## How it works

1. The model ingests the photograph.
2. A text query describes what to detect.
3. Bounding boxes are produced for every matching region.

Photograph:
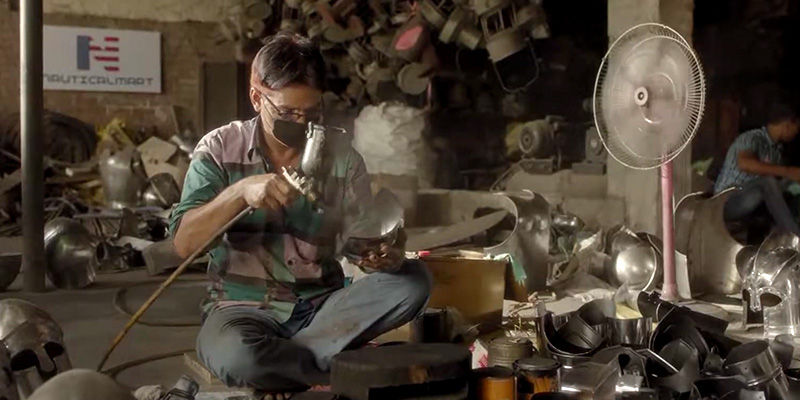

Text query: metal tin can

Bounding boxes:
[489,337,534,369]
[411,307,449,343]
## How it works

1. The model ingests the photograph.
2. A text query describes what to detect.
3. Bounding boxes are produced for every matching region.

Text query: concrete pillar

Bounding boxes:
[660,0,695,209]
[606,0,695,234]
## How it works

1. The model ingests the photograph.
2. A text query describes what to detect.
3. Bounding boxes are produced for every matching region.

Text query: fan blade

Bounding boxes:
[641,37,671,73]
[616,43,655,85]
[603,91,658,160]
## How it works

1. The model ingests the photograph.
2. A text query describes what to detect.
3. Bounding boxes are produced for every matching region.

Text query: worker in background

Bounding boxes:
[170,32,431,400]
[714,101,800,236]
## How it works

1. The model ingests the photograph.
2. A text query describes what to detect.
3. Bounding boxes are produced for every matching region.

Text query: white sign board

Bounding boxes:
[43,25,161,93]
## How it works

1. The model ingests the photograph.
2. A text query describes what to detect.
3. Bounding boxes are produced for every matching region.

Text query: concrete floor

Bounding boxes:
[0,268,211,391]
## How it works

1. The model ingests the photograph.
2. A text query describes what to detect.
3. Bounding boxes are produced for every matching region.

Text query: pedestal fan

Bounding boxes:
[593,23,706,300]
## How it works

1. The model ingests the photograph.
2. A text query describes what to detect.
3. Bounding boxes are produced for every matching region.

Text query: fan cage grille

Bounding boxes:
[593,23,706,170]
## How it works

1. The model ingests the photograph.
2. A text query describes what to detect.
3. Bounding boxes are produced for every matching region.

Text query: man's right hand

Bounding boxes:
[239,173,299,211]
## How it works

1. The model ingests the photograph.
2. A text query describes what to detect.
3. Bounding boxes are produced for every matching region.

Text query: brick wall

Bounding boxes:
[43,0,242,23]
[0,9,237,137]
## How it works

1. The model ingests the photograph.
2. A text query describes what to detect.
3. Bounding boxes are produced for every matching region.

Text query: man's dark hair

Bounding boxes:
[252,32,326,91]
[768,101,798,125]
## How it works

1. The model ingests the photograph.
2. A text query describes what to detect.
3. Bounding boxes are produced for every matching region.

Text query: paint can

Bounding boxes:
[472,367,517,400]
[514,356,561,399]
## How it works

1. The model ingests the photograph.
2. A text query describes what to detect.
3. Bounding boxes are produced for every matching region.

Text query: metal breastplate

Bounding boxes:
[675,189,744,296]
[98,147,148,209]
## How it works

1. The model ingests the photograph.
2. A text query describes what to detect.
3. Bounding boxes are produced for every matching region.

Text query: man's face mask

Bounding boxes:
[258,89,322,149]
[273,119,308,149]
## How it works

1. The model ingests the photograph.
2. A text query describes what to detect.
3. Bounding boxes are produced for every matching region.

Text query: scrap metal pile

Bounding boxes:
[674,189,800,338]
[405,189,800,398]
[3,292,800,400]
[0,113,195,292]
[221,0,549,103]
[473,295,800,399]
[547,222,663,306]
[405,190,663,299]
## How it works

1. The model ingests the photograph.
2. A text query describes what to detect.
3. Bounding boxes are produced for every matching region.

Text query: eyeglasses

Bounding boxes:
[260,92,322,123]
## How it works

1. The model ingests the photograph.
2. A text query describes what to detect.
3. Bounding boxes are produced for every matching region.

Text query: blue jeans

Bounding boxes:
[723,177,800,236]
[195,260,431,392]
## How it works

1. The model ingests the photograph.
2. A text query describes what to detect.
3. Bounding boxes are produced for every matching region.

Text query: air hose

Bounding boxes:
[96,207,253,371]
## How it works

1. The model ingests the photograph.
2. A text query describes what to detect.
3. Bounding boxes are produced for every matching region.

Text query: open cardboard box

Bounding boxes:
[375,256,508,343]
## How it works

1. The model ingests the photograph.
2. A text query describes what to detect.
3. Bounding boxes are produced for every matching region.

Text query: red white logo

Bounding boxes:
[77,35,120,72]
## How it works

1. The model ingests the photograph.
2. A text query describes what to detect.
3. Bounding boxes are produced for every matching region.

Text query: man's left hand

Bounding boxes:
[355,229,407,273]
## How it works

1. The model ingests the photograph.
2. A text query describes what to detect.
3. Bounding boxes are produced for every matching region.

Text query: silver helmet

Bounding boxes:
[0,345,18,400]
[744,247,800,339]
[43,218,97,289]
[0,299,71,398]
[27,369,134,400]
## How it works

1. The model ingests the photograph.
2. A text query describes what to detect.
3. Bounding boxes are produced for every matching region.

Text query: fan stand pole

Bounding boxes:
[660,161,678,300]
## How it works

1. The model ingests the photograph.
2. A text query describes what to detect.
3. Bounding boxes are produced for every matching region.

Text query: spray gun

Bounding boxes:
[275,120,350,208]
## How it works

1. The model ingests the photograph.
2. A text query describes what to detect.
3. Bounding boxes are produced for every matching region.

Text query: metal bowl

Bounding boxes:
[618,244,659,289]
[606,225,640,257]
[603,229,662,310]
[343,189,404,240]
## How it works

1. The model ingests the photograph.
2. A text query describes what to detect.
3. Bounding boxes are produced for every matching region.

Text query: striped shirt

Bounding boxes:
[170,117,371,322]
[714,127,783,194]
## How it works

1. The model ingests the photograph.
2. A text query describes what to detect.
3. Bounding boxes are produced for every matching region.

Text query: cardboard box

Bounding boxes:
[375,256,507,343]
[424,256,507,326]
